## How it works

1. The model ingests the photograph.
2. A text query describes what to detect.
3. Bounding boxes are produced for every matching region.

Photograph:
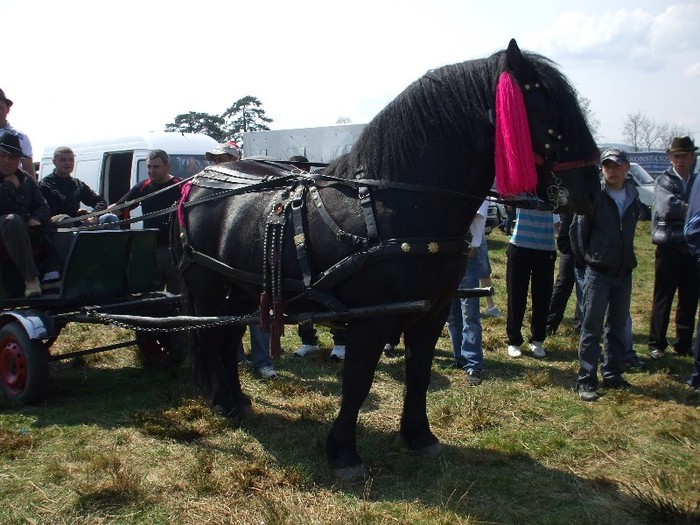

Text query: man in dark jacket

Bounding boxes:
[573,148,640,401]
[648,136,698,358]
[39,146,117,227]
[0,132,50,297]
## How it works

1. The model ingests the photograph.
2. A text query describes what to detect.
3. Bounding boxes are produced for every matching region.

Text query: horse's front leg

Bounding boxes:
[399,303,449,454]
[326,319,388,480]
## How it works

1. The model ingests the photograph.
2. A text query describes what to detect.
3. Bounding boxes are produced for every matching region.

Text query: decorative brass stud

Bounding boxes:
[548,129,554,135]
[524,84,531,90]
[544,143,551,149]
[401,242,411,253]
[428,242,439,254]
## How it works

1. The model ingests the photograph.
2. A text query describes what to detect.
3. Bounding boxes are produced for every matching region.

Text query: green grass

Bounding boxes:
[1,222,699,524]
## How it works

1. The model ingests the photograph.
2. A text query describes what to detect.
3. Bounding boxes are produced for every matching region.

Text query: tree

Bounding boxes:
[575,93,600,141]
[622,112,646,151]
[222,96,273,144]
[335,116,352,124]
[164,111,227,142]
[621,112,691,151]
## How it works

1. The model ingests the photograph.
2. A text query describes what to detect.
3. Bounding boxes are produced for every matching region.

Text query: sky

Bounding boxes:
[4,0,699,159]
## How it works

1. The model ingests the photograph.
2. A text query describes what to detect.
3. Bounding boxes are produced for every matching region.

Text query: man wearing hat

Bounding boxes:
[0,132,51,297]
[573,148,641,401]
[0,88,36,178]
[205,141,241,164]
[648,136,699,359]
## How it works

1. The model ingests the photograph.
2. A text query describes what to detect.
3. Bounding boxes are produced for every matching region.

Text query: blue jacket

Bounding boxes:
[684,177,700,259]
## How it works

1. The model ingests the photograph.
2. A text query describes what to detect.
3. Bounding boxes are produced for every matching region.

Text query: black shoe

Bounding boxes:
[649,348,665,359]
[625,357,647,372]
[466,369,483,386]
[602,378,631,389]
[577,383,598,402]
[672,346,691,357]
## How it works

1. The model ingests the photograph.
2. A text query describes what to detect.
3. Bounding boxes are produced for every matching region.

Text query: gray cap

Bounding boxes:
[600,148,629,165]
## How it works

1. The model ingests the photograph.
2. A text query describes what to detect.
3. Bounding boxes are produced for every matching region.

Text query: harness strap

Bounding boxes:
[308,186,369,248]
[291,186,313,287]
[311,237,469,292]
[355,168,379,240]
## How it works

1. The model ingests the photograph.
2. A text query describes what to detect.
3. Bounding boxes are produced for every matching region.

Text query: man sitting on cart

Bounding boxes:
[0,132,50,297]
[39,146,118,229]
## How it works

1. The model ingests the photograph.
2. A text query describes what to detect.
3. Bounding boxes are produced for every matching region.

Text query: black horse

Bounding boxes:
[175,40,600,479]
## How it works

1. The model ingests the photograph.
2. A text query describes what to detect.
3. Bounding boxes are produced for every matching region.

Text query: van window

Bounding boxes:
[103,152,134,204]
[136,155,209,183]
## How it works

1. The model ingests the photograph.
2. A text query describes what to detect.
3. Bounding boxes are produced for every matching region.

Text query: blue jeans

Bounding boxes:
[238,325,272,370]
[447,254,483,372]
[576,265,636,362]
[577,267,631,387]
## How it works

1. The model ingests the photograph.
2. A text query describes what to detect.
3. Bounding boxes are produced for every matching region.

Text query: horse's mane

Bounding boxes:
[327,47,595,180]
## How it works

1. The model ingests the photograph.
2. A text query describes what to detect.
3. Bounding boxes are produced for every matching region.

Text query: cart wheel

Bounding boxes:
[0,322,49,404]
[135,331,186,369]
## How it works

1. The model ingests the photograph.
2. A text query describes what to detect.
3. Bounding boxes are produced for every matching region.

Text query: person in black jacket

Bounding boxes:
[0,132,50,297]
[111,149,181,292]
[648,136,698,358]
[39,147,118,228]
[572,148,640,401]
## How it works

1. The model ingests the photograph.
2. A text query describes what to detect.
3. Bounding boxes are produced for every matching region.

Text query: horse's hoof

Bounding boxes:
[334,464,369,482]
[417,442,444,457]
[237,403,255,419]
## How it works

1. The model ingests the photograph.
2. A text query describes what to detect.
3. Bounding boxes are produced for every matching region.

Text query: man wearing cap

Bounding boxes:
[205,141,240,164]
[648,136,699,359]
[0,88,35,178]
[573,148,640,401]
[0,132,50,297]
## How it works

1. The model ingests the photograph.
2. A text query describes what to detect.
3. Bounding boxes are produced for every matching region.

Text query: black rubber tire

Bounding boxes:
[0,322,49,404]
[135,331,186,369]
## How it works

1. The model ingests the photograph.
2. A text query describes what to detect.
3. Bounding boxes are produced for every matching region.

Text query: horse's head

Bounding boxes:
[500,39,600,214]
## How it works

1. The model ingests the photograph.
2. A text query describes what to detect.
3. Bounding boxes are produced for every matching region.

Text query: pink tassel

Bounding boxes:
[177,181,193,226]
[494,72,538,196]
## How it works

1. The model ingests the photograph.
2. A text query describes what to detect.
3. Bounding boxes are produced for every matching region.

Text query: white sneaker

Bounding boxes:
[330,345,346,361]
[256,365,277,379]
[483,306,503,318]
[530,341,546,358]
[507,345,522,358]
[294,344,320,357]
[24,277,41,298]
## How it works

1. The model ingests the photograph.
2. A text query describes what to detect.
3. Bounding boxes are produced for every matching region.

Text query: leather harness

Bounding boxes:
[178,161,472,355]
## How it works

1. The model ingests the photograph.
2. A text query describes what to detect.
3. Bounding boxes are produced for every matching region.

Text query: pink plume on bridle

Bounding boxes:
[494,71,538,196]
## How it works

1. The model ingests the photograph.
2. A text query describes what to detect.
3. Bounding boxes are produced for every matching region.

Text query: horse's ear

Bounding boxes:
[504,39,538,85]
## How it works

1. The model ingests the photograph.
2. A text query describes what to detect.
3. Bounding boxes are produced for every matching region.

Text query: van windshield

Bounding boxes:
[628,164,655,185]
[136,155,210,183]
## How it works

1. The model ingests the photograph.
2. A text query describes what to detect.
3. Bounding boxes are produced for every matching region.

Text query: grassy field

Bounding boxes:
[1,221,699,524]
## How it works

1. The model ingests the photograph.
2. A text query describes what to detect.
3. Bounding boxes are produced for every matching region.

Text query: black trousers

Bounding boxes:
[506,244,556,346]
[648,244,699,353]
[547,250,578,333]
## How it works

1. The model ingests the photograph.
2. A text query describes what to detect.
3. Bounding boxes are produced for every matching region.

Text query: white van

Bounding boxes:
[39,132,218,204]
[626,162,654,220]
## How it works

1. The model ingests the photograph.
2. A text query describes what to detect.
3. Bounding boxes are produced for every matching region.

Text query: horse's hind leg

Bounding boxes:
[399,304,448,454]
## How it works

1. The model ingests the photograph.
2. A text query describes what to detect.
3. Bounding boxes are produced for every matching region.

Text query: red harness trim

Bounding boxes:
[533,153,600,172]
